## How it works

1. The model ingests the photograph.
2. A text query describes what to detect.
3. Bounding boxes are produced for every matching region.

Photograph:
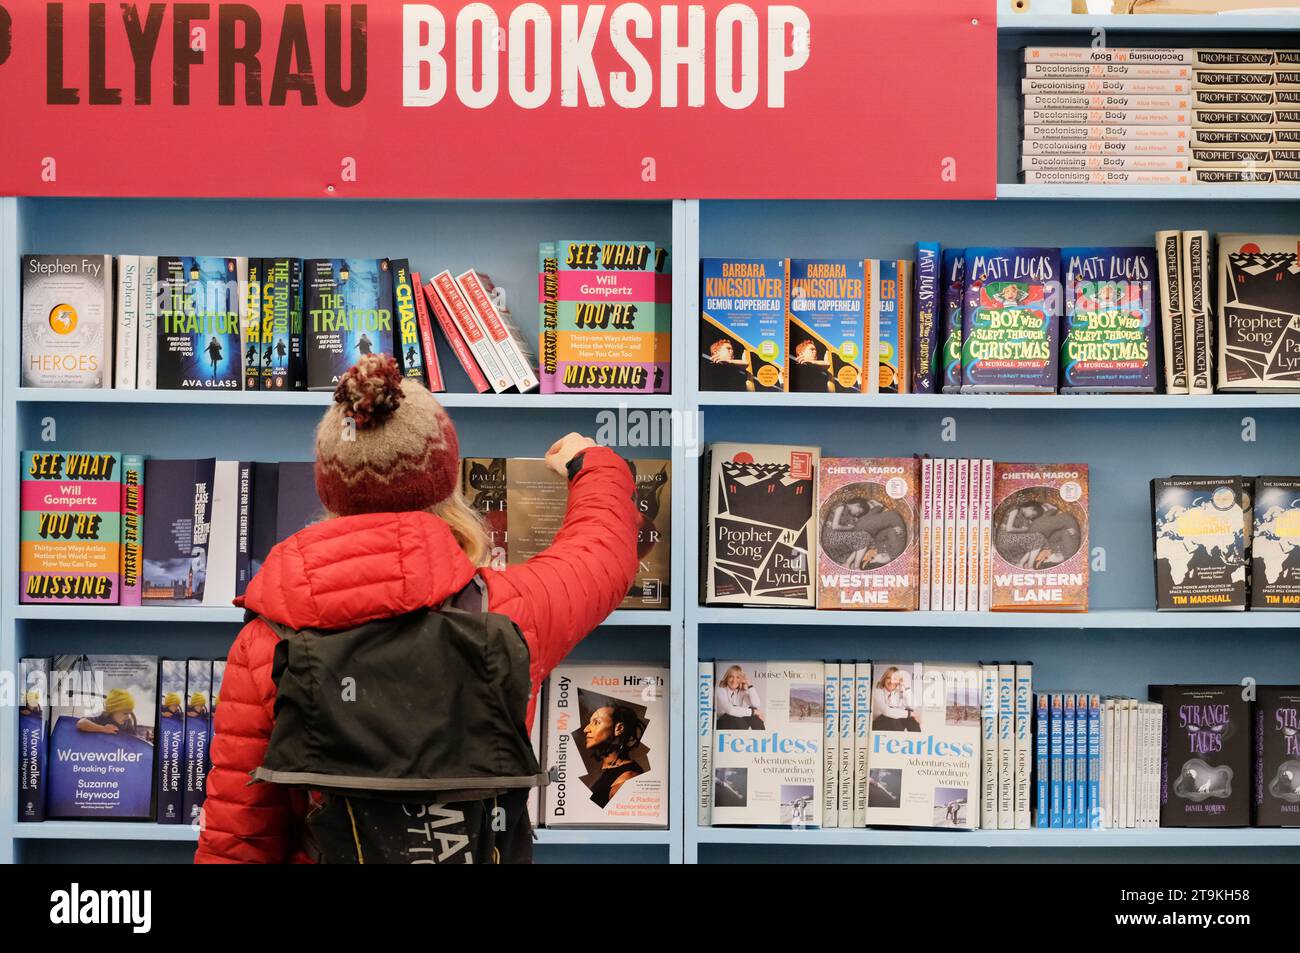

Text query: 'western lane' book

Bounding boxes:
[711,660,824,827]
[961,248,1061,393]
[941,250,965,393]
[786,259,867,393]
[913,242,941,393]
[1215,234,1300,392]
[156,659,187,824]
[20,450,122,605]
[1152,477,1247,610]
[1255,685,1300,827]
[990,462,1089,611]
[303,258,395,391]
[1252,477,1300,609]
[141,459,216,606]
[21,254,114,389]
[157,256,244,390]
[1152,684,1250,828]
[700,258,786,392]
[183,659,213,824]
[703,443,819,606]
[542,664,669,828]
[18,657,50,821]
[47,654,158,820]
[1061,246,1158,393]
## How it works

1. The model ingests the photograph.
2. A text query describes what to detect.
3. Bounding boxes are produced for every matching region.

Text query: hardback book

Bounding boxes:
[1023,62,1196,79]
[961,248,1061,393]
[1021,124,1191,142]
[700,258,786,391]
[138,257,160,389]
[243,258,263,391]
[201,462,240,608]
[47,654,158,819]
[18,657,50,822]
[274,461,323,542]
[1181,231,1214,395]
[183,659,213,824]
[867,259,911,394]
[539,240,671,395]
[542,663,669,828]
[114,255,140,389]
[838,663,854,822]
[1252,476,1300,609]
[979,459,994,611]
[288,258,307,391]
[1062,692,1077,828]
[1152,684,1251,827]
[981,663,999,829]
[503,458,567,567]
[461,457,508,570]
[248,462,279,580]
[260,258,295,392]
[919,458,934,610]
[119,454,145,607]
[234,462,255,598]
[702,443,819,607]
[940,250,966,394]
[998,663,1015,829]
[865,661,980,829]
[430,269,511,393]
[816,458,919,610]
[1015,664,1034,830]
[913,243,942,393]
[930,458,945,609]
[711,660,824,827]
[1049,693,1064,828]
[1035,692,1050,828]
[1156,230,1189,393]
[1022,138,1190,156]
[303,258,395,391]
[422,278,490,393]
[822,664,839,828]
[408,271,445,392]
[1060,246,1158,393]
[156,659,187,824]
[529,680,543,827]
[990,462,1089,611]
[785,259,867,394]
[1215,234,1300,392]
[853,665,871,827]
[1255,685,1300,827]
[1021,77,1192,95]
[156,256,244,390]
[698,662,714,826]
[966,460,982,610]
[955,459,970,611]
[141,459,216,606]
[1088,693,1103,829]
[627,460,671,608]
[389,259,427,386]
[20,450,122,605]
[21,254,114,389]
[457,269,539,393]
[943,458,957,611]
[1152,476,1248,610]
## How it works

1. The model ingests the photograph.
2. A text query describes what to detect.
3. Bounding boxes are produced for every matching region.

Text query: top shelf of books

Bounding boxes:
[998,13,1300,32]
[12,388,676,410]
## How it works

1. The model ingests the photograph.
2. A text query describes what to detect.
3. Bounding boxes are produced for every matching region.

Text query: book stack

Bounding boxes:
[1020,46,1300,185]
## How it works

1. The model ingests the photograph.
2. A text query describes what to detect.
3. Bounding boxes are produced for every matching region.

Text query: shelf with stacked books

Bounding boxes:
[14,389,677,409]
[998,14,1300,33]
[696,392,1300,409]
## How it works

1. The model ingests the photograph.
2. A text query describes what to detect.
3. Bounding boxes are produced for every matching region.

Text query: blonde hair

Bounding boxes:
[718,665,747,688]
[432,491,492,568]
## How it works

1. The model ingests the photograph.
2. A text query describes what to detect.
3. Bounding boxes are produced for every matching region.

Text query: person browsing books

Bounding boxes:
[196,354,640,864]
[716,665,765,730]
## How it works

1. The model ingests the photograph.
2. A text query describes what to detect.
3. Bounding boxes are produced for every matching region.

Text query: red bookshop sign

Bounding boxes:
[0,1,996,199]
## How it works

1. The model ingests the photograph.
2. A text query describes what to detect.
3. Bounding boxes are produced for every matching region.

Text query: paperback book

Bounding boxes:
[941,250,966,393]
[389,259,427,386]
[183,659,213,823]
[18,657,50,822]
[785,259,867,393]
[21,255,114,389]
[961,248,1061,393]
[1255,685,1300,827]
[156,256,244,390]
[260,257,295,391]
[156,659,187,824]
[990,462,1089,611]
[303,259,395,391]
[1152,477,1248,610]
[1251,477,1300,609]
[1060,247,1158,392]
[867,259,911,394]
[913,243,941,393]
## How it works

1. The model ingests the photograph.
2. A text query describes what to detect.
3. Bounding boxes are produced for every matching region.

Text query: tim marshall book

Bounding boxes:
[711,660,824,827]
[1252,477,1300,609]
[18,657,50,821]
[1061,247,1158,393]
[816,457,920,610]
[864,661,981,829]
[303,258,395,391]
[141,459,216,606]
[990,463,1089,611]
[1215,234,1300,393]
[961,248,1061,393]
[1152,477,1248,610]
[700,258,786,392]
[703,443,820,607]
[19,450,122,605]
[21,255,114,388]
[155,659,187,824]
[47,654,158,820]
[1255,685,1300,827]
[1151,684,1250,828]
[541,664,669,828]
[156,256,244,390]
[785,259,867,393]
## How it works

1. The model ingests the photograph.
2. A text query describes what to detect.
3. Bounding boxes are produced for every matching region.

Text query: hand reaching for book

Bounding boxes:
[545,432,598,477]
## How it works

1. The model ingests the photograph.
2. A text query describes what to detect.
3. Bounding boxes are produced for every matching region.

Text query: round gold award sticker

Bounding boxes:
[836,366,859,389]
[756,364,780,388]
[48,303,78,335]
[878,364,895,389]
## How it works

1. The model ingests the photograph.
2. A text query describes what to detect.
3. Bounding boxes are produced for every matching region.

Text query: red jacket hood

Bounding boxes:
[239,511,478,631]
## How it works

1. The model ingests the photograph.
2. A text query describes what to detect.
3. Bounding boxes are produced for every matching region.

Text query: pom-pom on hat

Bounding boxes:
[315,354,461,517]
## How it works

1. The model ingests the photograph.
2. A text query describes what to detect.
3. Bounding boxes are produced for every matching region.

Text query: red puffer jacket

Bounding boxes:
[194,446,638,864]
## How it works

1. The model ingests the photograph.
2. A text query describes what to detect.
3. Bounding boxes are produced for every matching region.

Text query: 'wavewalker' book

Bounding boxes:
[1255,685,1300,827]
[700,258,786,391]
[1061,247,1157,393]
[141,459,216,606]
[990,462,1089,611]
[864,661,981,829]
[961,248,1061,393]
[1151,684,1250,828]
[156,659,187,824]
[816,458,920,610]
[157,256,244,390]
[21,255,114,389]
[303,258,395,390]
[786,259,866,393]
[1252,477,1300,609]
[18,657,50,821]
[20,450,123,605]
[1152,477,1247,610]
[183,659,213,824]
[703,443,819,606]
[711,660,824,827]
[542,664,670,828]
[1215,234,1300,392]
[47,654,158,820]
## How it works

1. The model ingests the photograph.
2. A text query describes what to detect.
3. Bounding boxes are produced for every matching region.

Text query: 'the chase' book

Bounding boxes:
[961,248,1061,393]
[1061,247,1158,393]
[156,257,244,390]
[303,259,395,390]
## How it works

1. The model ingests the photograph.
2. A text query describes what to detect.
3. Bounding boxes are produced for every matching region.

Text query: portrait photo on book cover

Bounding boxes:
[993,487,1084,571]
[714,662,767,731]
[570,687,651,809]
[872,664,921,733]
[819,482,912,572]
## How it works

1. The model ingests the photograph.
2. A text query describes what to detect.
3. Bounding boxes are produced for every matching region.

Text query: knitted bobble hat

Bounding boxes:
[314,354,461,517]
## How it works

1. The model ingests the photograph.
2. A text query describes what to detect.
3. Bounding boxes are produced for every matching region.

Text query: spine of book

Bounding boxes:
[288,258,306,391]
[930,458,945,610]
[243,259,263,391]
[897,260,912,395]
[966,458,981,611]
[1193,128,1296,146]
[390,259,427,386]
[1192,145,1300,166]
[853,665,870,827]
[18,657,50,822]
[979,459,993,612]
[1193,106,1300,128]
[235,461,254,599]
[183,659,213,824]
[997,663,1014,829]
[1155,231,1188,393]
[1023,108,1191,126]
[1035,693,1050,828]
[137,256,158,389]
[1021,124,1192,141]
[822,664,839,828]
[457,270,539,393]
[262,258,293,392]
[1062,692,1077,829]
[1124,698,1138,828]
[943,458,958,612]
[954,458,969,612]
[919,457,933,611]
[156,658,186,823]
[538,242,559,394]
[940,250,965,393]
[1022,78,1191,95]
[1021,155,1190,172]
[119,454,144,607]
[1022,139,1190,156]
[1023,47,1195,66]
[410,270,445,392]
[1025,94,1192,111]
[1014,664,1032,830]
[1020,171,1193,184]
[1074,693,1088,830]
[1024,62,1197,79]
[981,663,999,829]
[698,662,713,826]
[1147,702,1162,828]
[1089,693,1103,829]
[423,280,490,393]
[1182,230,1213,394]
[912,242,940,393]
[1049,693,1064,828]
[114,255,140,389]
[1102,698,1115,828]
[431,271,511,392]
[838,663,854,823]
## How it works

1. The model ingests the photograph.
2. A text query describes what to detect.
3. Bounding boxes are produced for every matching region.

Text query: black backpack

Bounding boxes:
[250,580,547,864]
